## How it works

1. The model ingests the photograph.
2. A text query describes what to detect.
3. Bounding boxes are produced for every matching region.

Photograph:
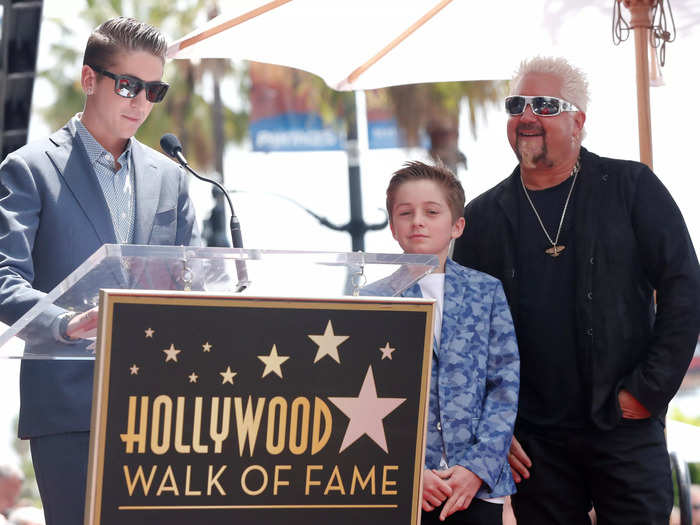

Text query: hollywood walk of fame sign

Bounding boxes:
[86,290,434,525]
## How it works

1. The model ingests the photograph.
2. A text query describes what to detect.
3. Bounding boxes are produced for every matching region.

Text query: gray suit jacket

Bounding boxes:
[0,122,200,437]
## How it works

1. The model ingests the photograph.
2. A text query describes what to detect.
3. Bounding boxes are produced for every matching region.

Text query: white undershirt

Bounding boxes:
[418,273,445,348]
[419,272,505,505]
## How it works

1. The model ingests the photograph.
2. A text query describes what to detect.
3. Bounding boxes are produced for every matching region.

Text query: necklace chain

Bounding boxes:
[520,160,580,252]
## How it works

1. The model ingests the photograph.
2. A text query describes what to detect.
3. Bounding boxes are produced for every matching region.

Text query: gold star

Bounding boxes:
[308,320,349,364]
[202,341,212,352]
[188,372,198,383]
[257,344,290,379]
[163,344,181,362]
[220,366,237,385]
[145,327,154,338]
[379,342,396,360]
[130,364,139,375]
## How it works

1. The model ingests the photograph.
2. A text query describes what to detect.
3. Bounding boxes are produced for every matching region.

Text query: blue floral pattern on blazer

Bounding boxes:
[364,258,519,498]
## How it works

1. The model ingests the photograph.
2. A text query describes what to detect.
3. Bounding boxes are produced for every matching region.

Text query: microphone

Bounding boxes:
[160,133,188,166]
[160,133,248,291]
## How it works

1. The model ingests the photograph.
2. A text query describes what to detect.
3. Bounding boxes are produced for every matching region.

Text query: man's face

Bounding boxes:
[84,51,164,142]
[507,72,584,170]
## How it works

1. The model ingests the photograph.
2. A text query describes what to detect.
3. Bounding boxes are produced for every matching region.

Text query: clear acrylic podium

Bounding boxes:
[0,244,439,359]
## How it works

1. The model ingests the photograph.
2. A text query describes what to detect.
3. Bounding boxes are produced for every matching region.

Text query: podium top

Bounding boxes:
[0,244,438,359]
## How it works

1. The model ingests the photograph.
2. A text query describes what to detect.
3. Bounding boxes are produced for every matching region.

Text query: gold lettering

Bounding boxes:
[305,465,323,495]
[156,465,179,496]
[382,465,399,495]
[207,465,227,496]
[174,397,191,453]
[324,465,346,495]
[184,465,201,496]
[234,396,266,456]
[351,465,376,495]
[273,465,292,495]
[210,397,231,453]
[289,397,310,455]
[311,397,332,455]
[120,396,149,453]
[192,397,209,453]
[266,397,287,455]
[241,465,268,496]
[151,396,172,455]
[123,465,157,496]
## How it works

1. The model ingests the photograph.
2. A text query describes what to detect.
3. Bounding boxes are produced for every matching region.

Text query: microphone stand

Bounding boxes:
[180,164,249,293]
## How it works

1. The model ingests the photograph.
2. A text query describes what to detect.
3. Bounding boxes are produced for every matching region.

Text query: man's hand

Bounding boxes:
[422,469,452,512]
[66,307,99,340]
[433,466,482,521]
[508,436,532,483]
[618,389,651,419]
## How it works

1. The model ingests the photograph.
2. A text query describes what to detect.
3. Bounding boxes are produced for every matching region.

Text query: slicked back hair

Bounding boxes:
[83,16,167,69]
[386,161,465,223]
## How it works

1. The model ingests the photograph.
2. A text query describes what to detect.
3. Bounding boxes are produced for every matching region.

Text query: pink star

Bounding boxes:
[328,366,406,453]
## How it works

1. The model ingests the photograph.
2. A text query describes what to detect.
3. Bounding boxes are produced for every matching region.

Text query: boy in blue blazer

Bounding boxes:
[383,161,519,524]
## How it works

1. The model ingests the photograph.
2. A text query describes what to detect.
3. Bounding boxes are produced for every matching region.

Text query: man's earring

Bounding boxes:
[86,86,94,95]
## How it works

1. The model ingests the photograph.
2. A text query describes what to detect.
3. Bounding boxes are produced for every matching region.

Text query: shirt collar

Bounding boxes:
[70,113,132,168]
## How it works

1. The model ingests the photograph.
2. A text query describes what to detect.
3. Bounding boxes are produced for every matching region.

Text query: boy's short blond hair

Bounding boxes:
[386,161,465,223]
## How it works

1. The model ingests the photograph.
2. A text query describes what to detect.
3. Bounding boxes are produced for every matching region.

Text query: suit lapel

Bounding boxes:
[440,259,463,358]
[131,140,162,245]
[401,283,439,355]
[403,278,444,356]
[46,126,116,245]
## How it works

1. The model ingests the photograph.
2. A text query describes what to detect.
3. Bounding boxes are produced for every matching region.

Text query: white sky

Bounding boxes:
[1,2,700,465]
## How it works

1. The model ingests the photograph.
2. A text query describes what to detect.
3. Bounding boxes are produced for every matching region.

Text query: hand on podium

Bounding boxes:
[66,307,99,340]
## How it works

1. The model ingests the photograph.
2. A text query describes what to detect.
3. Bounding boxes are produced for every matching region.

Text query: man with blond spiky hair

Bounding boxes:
[453,56,700,524]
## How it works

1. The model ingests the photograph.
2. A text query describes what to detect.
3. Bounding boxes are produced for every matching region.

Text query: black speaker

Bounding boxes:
[0,0,43,161]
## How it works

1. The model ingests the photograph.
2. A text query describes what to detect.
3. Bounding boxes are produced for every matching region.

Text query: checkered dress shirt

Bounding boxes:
[70,115,135,243]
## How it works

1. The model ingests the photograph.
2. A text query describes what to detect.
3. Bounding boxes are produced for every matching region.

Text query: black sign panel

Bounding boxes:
[86,292,433,525]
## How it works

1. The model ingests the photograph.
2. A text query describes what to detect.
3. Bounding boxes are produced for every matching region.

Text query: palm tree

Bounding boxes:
[385,81,508,174]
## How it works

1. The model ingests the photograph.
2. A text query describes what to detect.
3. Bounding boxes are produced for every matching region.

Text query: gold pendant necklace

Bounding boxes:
[520,160,580,258]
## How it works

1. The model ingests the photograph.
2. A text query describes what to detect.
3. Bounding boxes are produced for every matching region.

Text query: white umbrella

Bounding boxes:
[168,0,699,168]
[169,0,621,91]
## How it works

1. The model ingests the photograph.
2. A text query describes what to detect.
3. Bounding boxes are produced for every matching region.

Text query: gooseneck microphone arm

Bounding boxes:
[160,133,248,291]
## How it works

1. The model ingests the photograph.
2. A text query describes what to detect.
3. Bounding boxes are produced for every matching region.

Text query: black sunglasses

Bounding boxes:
[505,95,579,117]
[88,64,169,103]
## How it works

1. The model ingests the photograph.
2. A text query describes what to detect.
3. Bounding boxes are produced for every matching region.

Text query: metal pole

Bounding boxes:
[346,94,365,251]
[623,0,655,169]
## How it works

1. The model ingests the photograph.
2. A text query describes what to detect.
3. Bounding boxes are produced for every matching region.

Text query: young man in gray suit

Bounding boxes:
[0,17,200,524]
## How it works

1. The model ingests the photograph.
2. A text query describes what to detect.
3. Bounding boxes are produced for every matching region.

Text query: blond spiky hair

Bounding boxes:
[510,56,589,113]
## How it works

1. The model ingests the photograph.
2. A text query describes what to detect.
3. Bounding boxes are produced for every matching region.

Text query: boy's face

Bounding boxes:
[82,50,164,143]
[390,179,465,261]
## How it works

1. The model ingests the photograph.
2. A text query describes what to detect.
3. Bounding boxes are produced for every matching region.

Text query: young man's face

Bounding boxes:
[83,50,164,143]
[390,179,464,261]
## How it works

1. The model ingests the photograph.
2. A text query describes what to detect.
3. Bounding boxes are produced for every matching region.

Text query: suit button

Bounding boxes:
[437,422,442,431]
[602,174,608,182]
[586,328,593,336]
[587,291,593,300]
[589,257,595,265]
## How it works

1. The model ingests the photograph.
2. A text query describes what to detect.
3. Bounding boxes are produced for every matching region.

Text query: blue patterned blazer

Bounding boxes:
[364,258,519,498]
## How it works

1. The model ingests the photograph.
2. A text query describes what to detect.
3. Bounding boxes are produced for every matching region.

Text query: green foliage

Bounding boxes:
[669,407,700,484]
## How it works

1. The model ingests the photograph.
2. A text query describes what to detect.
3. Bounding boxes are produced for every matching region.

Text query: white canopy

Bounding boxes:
[168,0,638,91]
